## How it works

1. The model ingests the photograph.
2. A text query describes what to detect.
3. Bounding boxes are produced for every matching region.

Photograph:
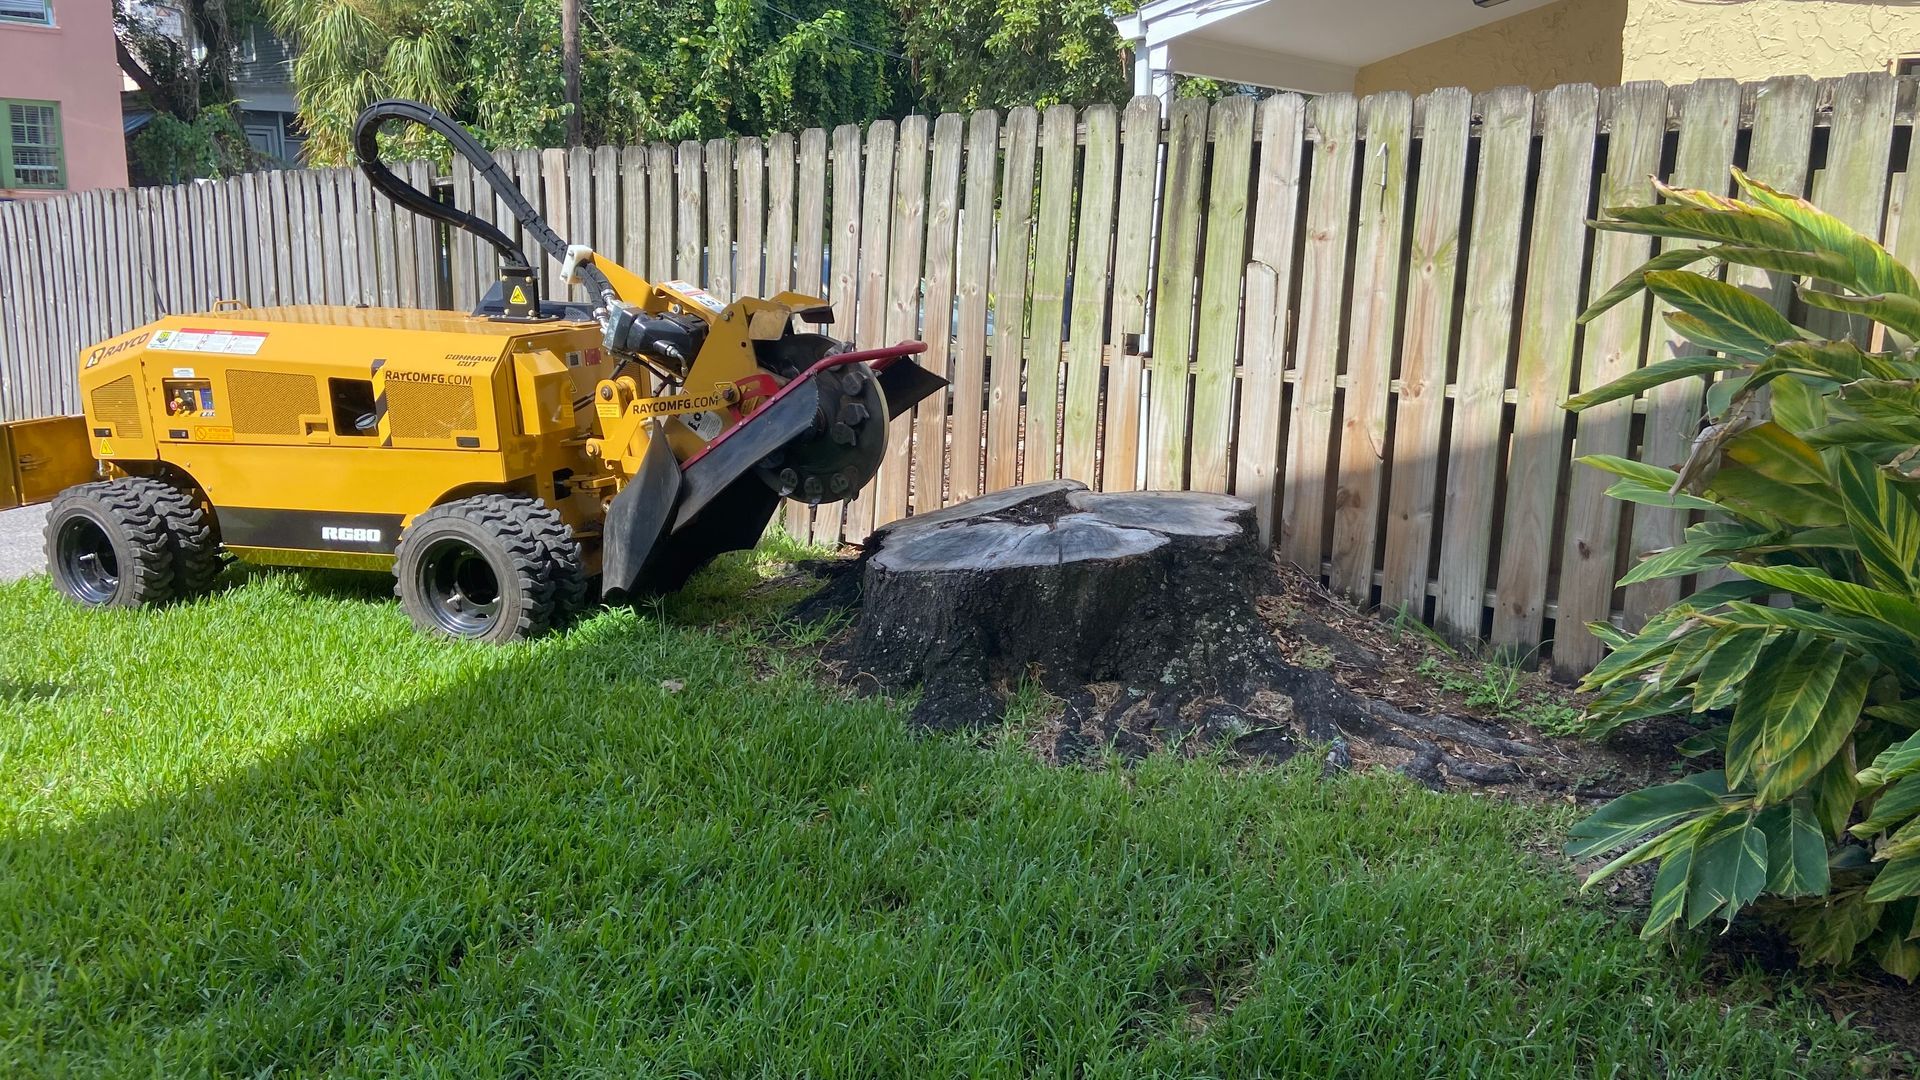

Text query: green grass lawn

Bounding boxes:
[0,543,1888,1076]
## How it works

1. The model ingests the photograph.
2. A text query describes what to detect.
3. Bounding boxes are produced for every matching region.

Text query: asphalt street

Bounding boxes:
[0,504,46,583]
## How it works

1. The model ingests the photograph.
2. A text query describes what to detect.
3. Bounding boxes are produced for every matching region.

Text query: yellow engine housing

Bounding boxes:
[75,305,614,571]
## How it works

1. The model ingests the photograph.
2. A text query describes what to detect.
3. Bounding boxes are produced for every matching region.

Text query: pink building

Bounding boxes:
[0,0,128,199]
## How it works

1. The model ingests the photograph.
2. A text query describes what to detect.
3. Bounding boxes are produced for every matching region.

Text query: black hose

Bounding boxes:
[351,99,616,308]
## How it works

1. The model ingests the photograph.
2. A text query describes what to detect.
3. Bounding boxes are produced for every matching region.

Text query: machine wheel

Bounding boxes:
[43,477,201,608]
[393,494,584,642]
[145,474,224,598]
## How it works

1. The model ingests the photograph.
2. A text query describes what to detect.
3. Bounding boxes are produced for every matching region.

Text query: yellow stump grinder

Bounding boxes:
[0,101,946,640]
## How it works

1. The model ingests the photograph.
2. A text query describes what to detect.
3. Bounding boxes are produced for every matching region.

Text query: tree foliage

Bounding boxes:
[267,0,1131,163]
[115,0,264,180]
[1566,169,1920,979]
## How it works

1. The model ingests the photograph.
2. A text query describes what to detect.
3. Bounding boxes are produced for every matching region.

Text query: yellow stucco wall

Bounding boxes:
[1354,0,1626,97]
[1622,0,1920,83]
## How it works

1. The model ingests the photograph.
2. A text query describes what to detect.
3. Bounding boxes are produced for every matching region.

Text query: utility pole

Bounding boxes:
[562,0,583,145]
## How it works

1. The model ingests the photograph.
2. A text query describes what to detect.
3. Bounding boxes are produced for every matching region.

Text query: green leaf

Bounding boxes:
[1712,602,1912,654]
[1852,773,1920,838]
[1644,270,1800,361]
[1796,286,1920,341]
[1606,479,1725,513]
[1686,813,1769,927]
[1861,730,1920,789]
[1708,465,1845,527]
[1566,774,1728,860]
[1756,654,1874,805]
[1769,376,1829,435]
[1691,627,1772,712]
[1736,168,1920,300]
[1815,747,1861,840]
[1619,541,1732,586]
[1579,247,1723,324]
[1678,724,1731,757]
[1722,423,1829,487]
[1727,633,1842,788]
[1605,202,1808,250]
[1867,851,1920,903]
[1762,800,1831,897]
[1579,454,1684,488]
[1644,841,1696,939]
[1564,355,1746,412]
[1733,563,1920,641]
[1744,341,1868,396]
[1874,929,1920,981]
[1834,451,1920,598]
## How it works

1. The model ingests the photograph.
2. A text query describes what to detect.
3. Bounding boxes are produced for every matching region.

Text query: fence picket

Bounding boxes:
[795,129,828,298]
[1551,81,1668,678]
[815,123,864,546]
[1062,105,1118,485]
[1025,105,1077,480]
[1329,92,1412,600]
[951,110,999,503]
[1235,93,1306,542]
[988,107,1038,494]
[1147,97,1209,490]
[1490,82,1600,653]
[704,139,734,299]
[1104,96,1161,492]
[1191,95,1255,495]
[873,115,928,530]
[1434,87,1532,643]
[844,120,897,542]
[1378,88,1469,613]
[917,114,965,514]
[1280,93,1358,572]
[1625,79,1740,630]
[621,146,648,273]
[676,141,703,284]
[737,137,765,300]
[649,144,676,284]
[766,133,796,296]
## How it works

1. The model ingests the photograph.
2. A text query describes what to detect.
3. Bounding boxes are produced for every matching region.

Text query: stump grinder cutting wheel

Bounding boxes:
[0,100,946,641]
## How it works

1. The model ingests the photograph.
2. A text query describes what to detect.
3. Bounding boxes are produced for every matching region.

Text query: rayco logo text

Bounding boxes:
[321,527,383,543]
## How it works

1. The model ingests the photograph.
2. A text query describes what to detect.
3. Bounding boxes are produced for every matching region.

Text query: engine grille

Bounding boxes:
[90,376,143,439]
[385,380,478,441]
[227,370,319,436]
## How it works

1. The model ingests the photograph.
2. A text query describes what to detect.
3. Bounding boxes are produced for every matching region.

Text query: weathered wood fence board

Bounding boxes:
[7,73,1919,675]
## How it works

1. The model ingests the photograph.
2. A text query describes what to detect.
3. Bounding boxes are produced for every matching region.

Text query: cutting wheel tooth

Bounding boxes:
[760,449,786,469]
[830,421,857,446]
[838,401,869,426]
[840,371,864,396]
[777,468,799,495]
[830,471,851,494]
[803,475,824,499]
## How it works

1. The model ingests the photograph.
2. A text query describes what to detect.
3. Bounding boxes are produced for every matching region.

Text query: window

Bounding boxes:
[0,0,50,26]
[2,101,62,190]
[1900,56,1920,77]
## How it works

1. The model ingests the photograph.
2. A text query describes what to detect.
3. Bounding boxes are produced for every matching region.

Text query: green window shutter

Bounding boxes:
[0,103,11,189]
[3,100,63,189]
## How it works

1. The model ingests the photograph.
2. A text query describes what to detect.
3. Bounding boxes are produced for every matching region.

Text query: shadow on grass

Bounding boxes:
[0,556,1887,1076]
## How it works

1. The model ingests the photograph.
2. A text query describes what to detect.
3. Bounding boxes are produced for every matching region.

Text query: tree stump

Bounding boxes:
[802,481,1562,789]
[838,481,1277,729]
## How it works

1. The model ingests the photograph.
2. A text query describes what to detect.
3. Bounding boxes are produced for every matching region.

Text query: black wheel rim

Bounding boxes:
[56,516,120,605]
[418,537,502,637]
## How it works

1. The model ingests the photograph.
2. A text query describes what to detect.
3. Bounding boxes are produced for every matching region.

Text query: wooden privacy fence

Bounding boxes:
[3,72,1919,674]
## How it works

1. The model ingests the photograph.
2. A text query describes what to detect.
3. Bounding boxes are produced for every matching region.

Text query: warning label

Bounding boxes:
[151,328,268,356]
[664,279,726,314]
